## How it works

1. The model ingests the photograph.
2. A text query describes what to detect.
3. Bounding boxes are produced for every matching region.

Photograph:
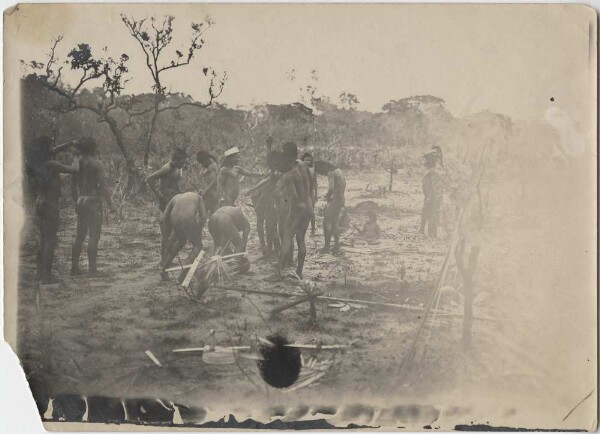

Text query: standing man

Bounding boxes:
[146,147,188,211]
[71,137,116,276]
[301,152,318,235]
[314,160,346,254]
[216,146,263,207]
[26,136,77,283]
[282,142,314,219]
[419,152,443,237]
[249,149,282,257]
[273,150,311,278]
[196,150,219,216]
[431,145,445,170]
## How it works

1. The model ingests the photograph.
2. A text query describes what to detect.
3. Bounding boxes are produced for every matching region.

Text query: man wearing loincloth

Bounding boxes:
[70,137,116,276]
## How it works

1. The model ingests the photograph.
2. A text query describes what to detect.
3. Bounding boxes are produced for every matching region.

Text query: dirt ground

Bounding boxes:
[17,169,509,413]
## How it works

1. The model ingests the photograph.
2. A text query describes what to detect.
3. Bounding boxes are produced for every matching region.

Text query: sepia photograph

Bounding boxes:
[2,3,597,431]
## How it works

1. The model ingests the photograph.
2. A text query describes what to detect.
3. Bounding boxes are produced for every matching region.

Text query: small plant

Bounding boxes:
[328,256,357,287]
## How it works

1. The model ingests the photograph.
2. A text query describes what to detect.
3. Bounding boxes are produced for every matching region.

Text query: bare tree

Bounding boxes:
[23,15,227,188]
[121,14,227,165]
[383,154,399,192]
[23,37,144,188]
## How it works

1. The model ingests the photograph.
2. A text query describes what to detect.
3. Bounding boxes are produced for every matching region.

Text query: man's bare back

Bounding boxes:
[275,163,311,277]
[208,206,250,254]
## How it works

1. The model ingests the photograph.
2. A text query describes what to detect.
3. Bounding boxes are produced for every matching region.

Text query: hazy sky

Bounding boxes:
[7,3,596,123]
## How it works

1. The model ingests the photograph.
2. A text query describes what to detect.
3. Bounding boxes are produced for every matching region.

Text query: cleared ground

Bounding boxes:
[17,169,506,411]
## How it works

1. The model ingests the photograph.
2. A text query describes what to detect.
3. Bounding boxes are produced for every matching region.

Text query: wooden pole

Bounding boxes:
[214,284,498,321]
[269,295,314,316]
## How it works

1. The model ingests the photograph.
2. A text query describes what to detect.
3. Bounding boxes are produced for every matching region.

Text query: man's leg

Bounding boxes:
[71,201,89,275]
[163,237,187,274]
[420,200,430,234]
[160,233,179,280]
[321,203,333,252]
[265,208,279,255]
[331,203,342,254]
[429,199,441,238]
[41,206,60,282]
[310,199,316,234]
[87,202,103,275]
[256,210,267,254]
[295,216,310,278]
[159,197,168,212]
[278,219,294,274]
[159,212,171,268]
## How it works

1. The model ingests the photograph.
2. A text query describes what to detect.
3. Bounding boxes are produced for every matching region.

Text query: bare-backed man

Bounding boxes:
[208,206,250,255]
[274,144,313,278]
[71,137,116,276]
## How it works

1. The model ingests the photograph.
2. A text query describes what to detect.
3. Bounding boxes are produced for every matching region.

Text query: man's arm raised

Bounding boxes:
[46,160,79,174]
[236,166,264,179]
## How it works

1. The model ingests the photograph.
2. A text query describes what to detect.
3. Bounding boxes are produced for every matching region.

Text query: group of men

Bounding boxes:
[145,137,347,280]
[27,132,447,285]
[26,136,116,284]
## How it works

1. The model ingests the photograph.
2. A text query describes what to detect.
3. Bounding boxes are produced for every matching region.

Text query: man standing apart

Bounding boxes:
[419,152,443,237]
[315,160,346,254]
[71,137,116,276]
[146,147,188,212]
[216,146,263,207]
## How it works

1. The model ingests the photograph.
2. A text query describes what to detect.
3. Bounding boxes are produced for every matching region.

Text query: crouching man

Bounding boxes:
[208,206,251,273]
[159,192,207,280]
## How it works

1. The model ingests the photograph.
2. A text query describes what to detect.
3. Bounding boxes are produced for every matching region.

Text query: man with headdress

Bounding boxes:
[216,146,263,207]
[146,147,188,211]
[420,152,443,237]
[25,136,77,283]
[196,150,219,216]
[314,160,346,254]
[70,137,116,276]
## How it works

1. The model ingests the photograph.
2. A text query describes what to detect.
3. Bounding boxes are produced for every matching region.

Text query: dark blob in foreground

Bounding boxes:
[258,333,302,388]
